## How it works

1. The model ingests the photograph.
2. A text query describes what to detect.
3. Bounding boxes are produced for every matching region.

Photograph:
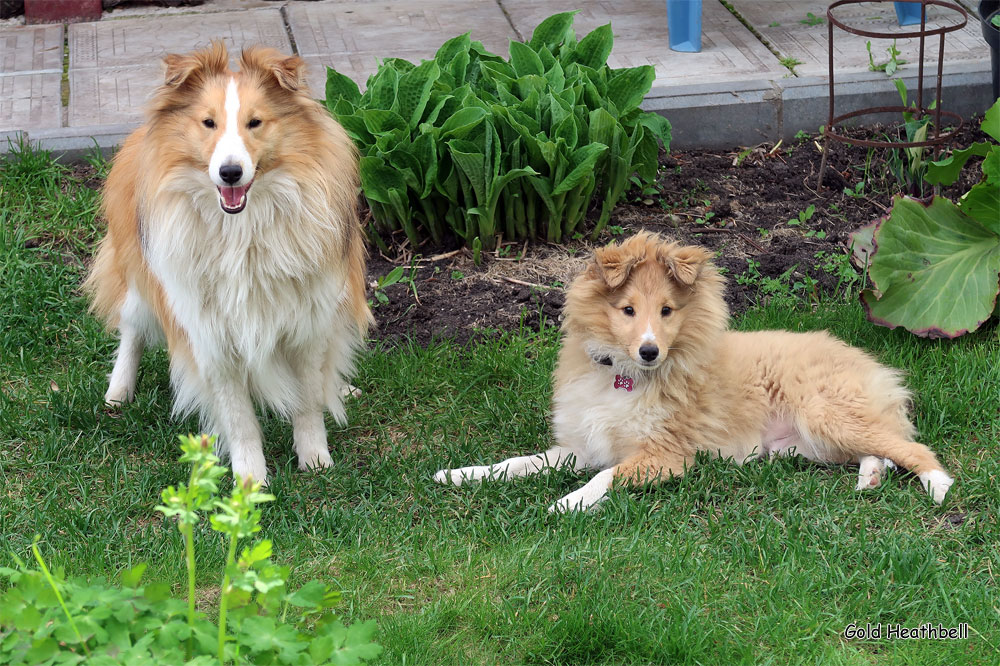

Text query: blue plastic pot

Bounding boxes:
[894,1,924,26]
[667,0,702,53]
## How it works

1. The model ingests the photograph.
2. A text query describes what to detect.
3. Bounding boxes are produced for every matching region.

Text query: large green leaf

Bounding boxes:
[365,66,399,110]
[607,66,655,115]
[510,41,544,77]
[924,143,991,186]
[983,97,1000,142]
[359,156,406,204]
[436,33,472,67]
[438,107,488,139]
[553,143,608,195]
[528,11,577,52]
[959,180,1000,235]
[637,111,672,148]
[361,109,407,135]
[324,68,361,106]
[861,196,1000,338]
[393,60,440,129]
[574,24,613,69]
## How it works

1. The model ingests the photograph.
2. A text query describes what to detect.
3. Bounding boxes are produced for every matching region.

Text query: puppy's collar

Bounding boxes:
[592,355,634,391]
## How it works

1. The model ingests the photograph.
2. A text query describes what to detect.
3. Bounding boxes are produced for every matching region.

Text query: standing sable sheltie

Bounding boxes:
[435,232,954,511]
[84,43,372,483]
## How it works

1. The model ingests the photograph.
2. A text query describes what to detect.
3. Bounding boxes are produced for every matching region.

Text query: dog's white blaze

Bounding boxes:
[209,78,253,188]
[641,323,656,343]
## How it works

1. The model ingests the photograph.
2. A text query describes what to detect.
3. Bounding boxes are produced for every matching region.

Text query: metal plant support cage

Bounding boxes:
[817,0,969,190]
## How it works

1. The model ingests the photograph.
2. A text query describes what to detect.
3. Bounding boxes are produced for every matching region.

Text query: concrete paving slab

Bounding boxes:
[68,65,159,127]
[0,72,62,132]
[68,8,291,70]
[502,0,789,88]
[66,8,292,126]
[287,0,518,94]
[730,0,984,78]
[302,52,429,94]
[0,24,63,74]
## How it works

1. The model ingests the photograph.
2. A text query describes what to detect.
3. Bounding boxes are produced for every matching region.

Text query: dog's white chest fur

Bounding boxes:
[143,172,348,413]
[551,368,661,470]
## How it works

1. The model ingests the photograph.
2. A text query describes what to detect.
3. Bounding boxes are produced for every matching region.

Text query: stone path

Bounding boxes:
[0,0,993,154]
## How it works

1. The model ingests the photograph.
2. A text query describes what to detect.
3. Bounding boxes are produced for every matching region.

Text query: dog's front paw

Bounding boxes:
[340,384,362,399]
[919,469,954,505]
[231,457,269,487]
[433,466,490,486]
[298,448,333,472]
[547,492,603,514]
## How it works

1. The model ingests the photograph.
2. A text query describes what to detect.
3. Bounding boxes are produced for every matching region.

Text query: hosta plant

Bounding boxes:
[0,434,382,665]
[324,11,671,252]
[851,99,1000,338]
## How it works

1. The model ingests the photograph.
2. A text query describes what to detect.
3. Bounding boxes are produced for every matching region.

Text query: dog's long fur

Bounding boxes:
[435,232,954,510]
[84,44,372,482]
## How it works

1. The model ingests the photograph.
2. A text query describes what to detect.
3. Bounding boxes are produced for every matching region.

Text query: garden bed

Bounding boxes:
[366,120,989,345]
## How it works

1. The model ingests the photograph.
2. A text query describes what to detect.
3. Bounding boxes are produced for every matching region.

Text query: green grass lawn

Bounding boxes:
[2,148,999,665]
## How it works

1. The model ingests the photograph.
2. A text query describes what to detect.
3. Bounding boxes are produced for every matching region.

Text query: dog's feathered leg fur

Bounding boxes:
[434,446,585,486]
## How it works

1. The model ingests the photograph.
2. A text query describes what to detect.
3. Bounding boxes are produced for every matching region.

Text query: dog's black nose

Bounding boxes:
[639,344,659,362]
[219,164,243,184]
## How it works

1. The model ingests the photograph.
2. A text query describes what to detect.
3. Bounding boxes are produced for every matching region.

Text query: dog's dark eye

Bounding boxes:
[661,306,672,317]
[248,118,261,129]
[623,306,635,317]
[202,118,216,129]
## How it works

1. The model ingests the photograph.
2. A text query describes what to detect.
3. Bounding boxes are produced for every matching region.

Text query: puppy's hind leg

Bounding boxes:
[856,455,887,490]
[435,446,584,486]
[862,435,952,504]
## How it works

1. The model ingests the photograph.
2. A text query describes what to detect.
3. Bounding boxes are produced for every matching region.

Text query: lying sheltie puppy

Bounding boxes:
[84,43,372,482]
[435,232,954,511]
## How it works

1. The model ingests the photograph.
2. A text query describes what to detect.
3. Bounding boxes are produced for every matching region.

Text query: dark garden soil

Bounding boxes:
[367,120,991,345]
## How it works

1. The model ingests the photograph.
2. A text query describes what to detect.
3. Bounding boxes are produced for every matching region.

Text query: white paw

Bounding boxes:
[340,384,362,399]
[856,456,888,491]
[547,469,614,514]
[104,384,134,406]
[918,469,954,505]
[298,448,333,472]
[231,458,268,486]
[433,466,491,486]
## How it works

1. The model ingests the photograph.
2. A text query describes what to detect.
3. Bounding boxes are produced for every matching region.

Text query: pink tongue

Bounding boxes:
[219,184,248,208]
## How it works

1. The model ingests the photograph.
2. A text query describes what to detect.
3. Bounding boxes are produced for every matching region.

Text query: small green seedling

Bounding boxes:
[801,12,824,26]
[843,181,866,199]
[787,204,816,227]
[779,56,803,72]
[372,266,405,306]
[769,21,781,27]
[867,40,905,76]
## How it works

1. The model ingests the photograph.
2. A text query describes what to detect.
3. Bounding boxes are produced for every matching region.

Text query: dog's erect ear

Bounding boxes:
[658,244,713,286]
[162,42,229,88]
[592,245,639,289]
[240,47,307,92]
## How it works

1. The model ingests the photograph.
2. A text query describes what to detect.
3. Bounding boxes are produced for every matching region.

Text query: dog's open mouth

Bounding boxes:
[217,181,253,214]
